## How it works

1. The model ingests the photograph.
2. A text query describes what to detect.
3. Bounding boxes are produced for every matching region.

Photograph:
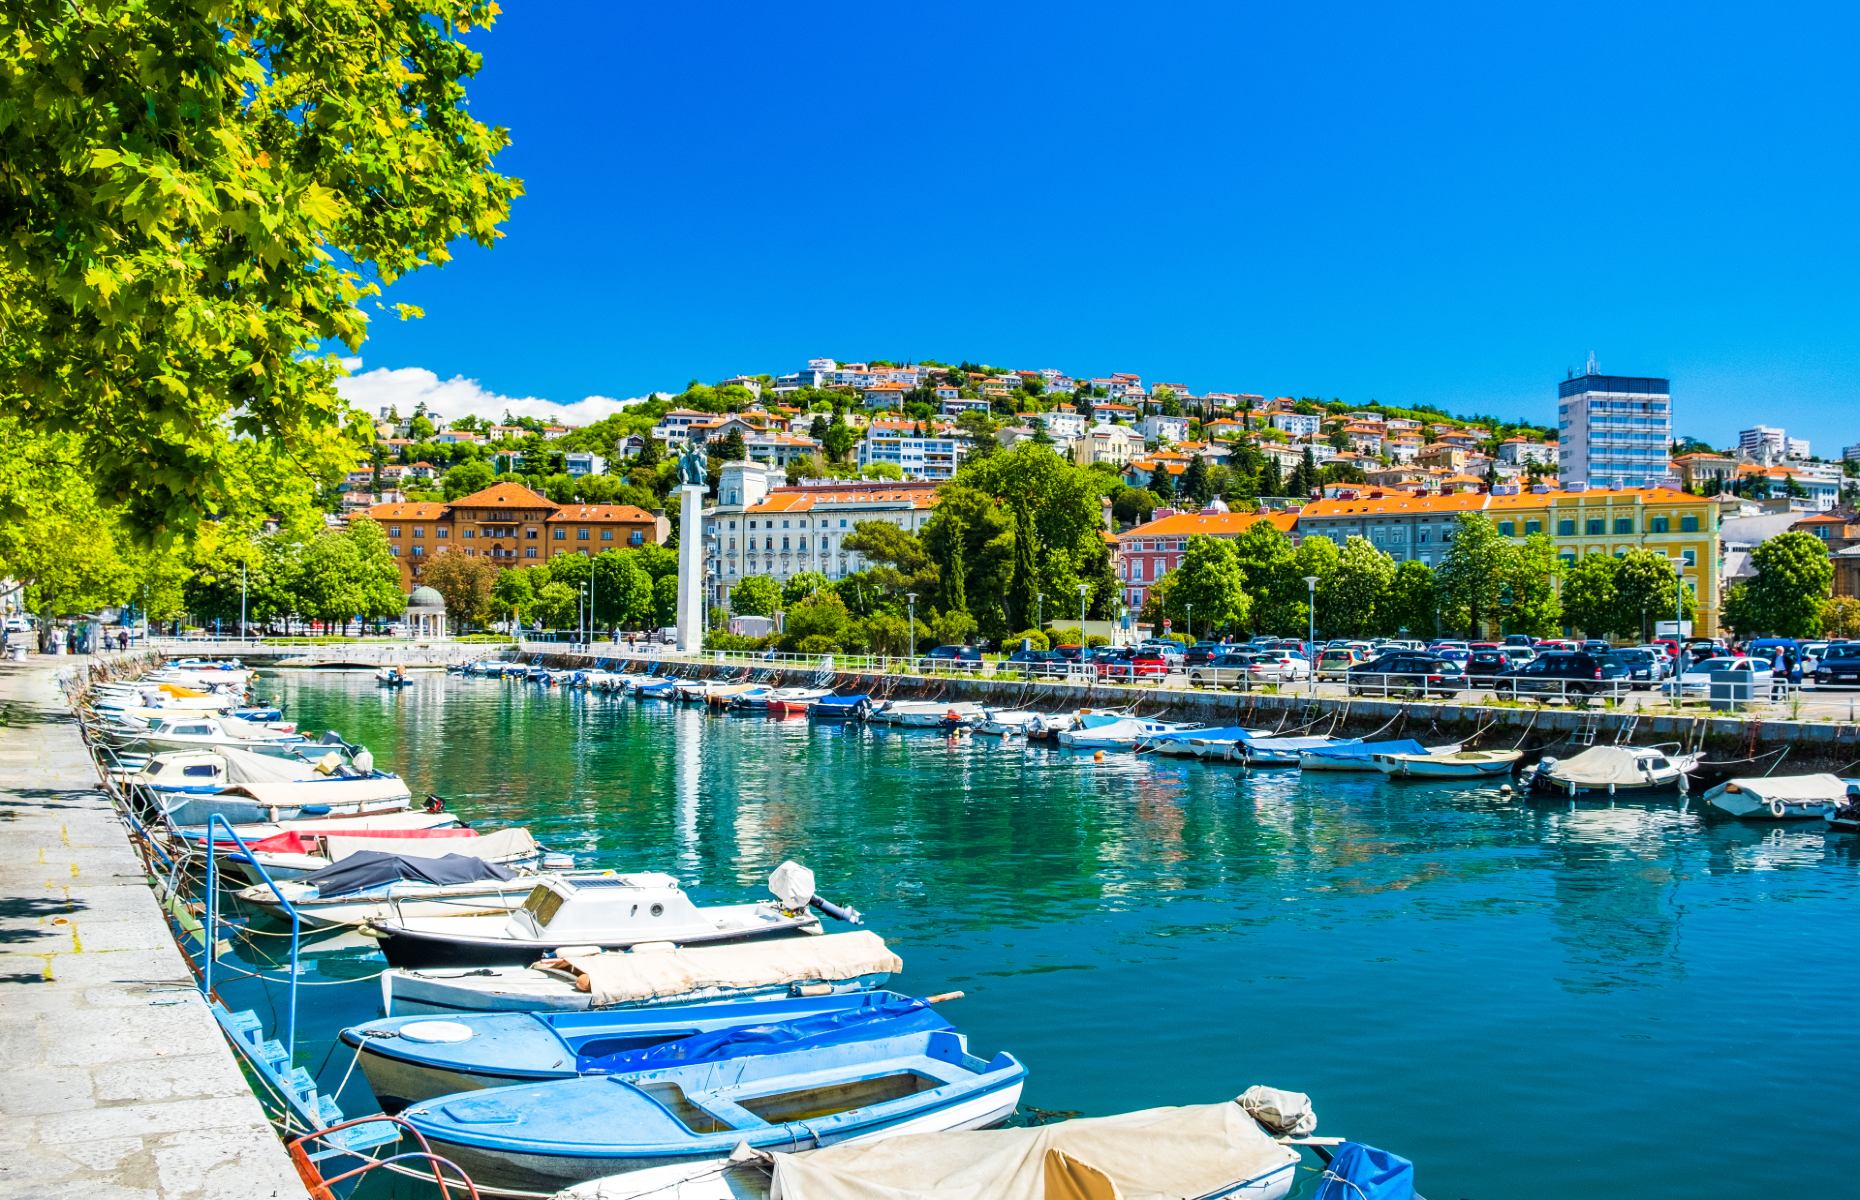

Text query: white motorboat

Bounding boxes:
[118,713,311,754]
[369,861,850,969]
[1702,774,1855,821]
[974,709,1044,737]
[1236,736,1358,767]
[870,700,985,728]
[180,809,463,848]
[118,745,381,794]
[381,929,903,1016]
[1371,747,1522,780]
[156,775,415,827]
[1525,745,1698,799]
[235,856,606,930]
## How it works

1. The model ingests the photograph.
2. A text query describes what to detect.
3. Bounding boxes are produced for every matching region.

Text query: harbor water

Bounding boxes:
[233,672,1860,1198]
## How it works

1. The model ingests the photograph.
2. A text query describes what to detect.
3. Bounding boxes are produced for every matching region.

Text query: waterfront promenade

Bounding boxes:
[0,656,306,1200]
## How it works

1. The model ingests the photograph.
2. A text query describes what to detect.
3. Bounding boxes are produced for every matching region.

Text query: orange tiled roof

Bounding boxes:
[747,482,940,514]
[449,482,556,509]
[1118,510,1298,540]
[364,502,448,520]
[545,505,658,524]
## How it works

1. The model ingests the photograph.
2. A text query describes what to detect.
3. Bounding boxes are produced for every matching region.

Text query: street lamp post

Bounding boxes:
[1303,575,1319,696]
[579,583,589,647]
[1186,602,1193,642]
[239,562,248,644]
[1036,592,1043,632]
[906,592,918,667]
[590,562,598,646]
[1077,582,1088,644]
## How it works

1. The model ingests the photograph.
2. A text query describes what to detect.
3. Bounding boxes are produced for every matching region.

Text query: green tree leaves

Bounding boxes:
[730,575,782,617]
[1722,531,1832,637]
[1,0,520,537]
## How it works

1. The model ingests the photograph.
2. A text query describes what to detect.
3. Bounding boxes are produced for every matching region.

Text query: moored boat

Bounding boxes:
[1702,774,1853,821]
[1297,738,1433,772]
[553,1087,1328,1200]
[1371,748,1522,780]
[809,693,869,721]
[1237,736,1359,767]
[380,929,903,1016]
[1137,726,1258,758]
[1058,714,1196,750]
[396,1028,1027,1194]
[343,990,952,1111]
[369,862,851,969]
[1524,745,1697,799]
[763,687,833,716]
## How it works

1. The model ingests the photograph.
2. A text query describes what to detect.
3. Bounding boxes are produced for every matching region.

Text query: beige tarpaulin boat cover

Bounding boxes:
[322,826,538,865]
[1713,774,1849,803]
[558,931,900,1007]
[765,1098,1301,1200]
[1542,745,1679,786]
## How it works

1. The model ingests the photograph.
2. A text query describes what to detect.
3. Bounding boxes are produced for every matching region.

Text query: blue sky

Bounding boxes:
[342,1,1860,451]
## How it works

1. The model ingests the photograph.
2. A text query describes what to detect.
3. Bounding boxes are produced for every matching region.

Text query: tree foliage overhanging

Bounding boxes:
[0,0,521,539]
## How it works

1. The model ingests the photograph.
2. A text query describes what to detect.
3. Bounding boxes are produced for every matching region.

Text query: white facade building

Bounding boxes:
[1557,370,1673,489]
[856,433,962,480]
[704,466,940,608]
[1270,412,1322,438]
[1140,414,1191,444]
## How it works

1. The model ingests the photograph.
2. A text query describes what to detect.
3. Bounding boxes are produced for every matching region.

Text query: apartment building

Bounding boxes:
[1114,509,1300,612]
[1557,371,1673,489]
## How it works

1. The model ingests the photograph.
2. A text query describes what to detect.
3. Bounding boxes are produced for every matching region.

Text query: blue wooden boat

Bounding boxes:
[343,991,951,1111]
[397,1028,1026,1193]
[1297,738,1430,772]
[635,680,680,700]
[810,693,869,720]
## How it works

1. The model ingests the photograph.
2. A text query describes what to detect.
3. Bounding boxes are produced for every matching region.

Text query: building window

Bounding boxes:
[602,530,613,541]
[577,528,590,540]
[463,528,475,538]
[1585,519,1605,536]
[1682,549,1697,566]
[1498,521,1515,537]
[1613,517,1634,534]
[464,548,475,557]
[389,525,401,537]
[1559,553,1576,566]
[553,528,565,540]
[526,528,538,539]
[630,531,643,546]
[1525,520,1542,535]
[389,545,400,556]
[525,547,538,558]
[436,527,448,538]
[1680,515,1699,532]
[1650,516,1670,533]
[412,527,424,538]
[411,545,423,557]
[1557,519,1576,536]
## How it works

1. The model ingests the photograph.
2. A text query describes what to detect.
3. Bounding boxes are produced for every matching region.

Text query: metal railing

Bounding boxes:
[201,813,302,1062]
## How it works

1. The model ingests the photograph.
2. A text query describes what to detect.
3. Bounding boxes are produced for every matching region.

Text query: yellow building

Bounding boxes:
[1298,484,1721,636]
[1484,486,1720,635]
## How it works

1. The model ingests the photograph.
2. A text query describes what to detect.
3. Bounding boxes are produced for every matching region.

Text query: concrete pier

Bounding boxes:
[0,657,306,1199]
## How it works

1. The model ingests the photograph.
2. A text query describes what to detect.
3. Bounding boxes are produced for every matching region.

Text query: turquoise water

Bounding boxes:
[224,673,1860,1198]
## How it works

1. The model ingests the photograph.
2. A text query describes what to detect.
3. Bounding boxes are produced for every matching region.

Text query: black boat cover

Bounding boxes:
[301,850,517,898]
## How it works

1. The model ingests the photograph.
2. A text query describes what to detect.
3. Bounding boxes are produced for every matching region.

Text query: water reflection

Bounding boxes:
[258,673,1860,1200]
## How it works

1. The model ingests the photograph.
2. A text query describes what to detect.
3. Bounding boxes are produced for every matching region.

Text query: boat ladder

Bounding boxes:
[1574,712,1602,746]
[1613,713,1640,745]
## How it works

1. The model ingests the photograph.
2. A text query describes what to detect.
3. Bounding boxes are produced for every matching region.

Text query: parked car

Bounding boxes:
[1465,648,1515,688]
[1007,648,1064,676]
[1136,640,1186,663]
[1345,652,1463,698]
[1502,634,1536,648]
[1495,651,1628,700]
[1095,647,1170,681]
[1316,646,1369,681]
[1251,650,1311,682]
[1812,645,1860,688]
[1183,641,1224,666]
[1604,648,1665,690]
[1670,655,1774,698]
[1189,650,1269,689]
[920,644,983,672]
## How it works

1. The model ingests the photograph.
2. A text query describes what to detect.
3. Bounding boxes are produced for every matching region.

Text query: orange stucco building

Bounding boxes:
[366,482,669,587]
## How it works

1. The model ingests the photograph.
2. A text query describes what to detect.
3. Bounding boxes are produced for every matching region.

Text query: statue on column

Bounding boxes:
[678,443,708,488]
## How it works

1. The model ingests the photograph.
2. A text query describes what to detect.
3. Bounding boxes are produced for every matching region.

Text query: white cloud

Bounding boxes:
[336,363,659,426]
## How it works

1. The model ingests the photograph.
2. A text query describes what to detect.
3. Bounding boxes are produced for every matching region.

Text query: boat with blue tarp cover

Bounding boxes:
[343,991,952,1110]
[809,693,869,720]
[1136,725,1260,758]
[1298,738,1432,771]
[1239,736,1361,767]
[397,1027,1027,1193]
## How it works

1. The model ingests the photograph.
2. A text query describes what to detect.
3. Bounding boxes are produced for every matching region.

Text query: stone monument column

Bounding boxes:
[675,445,707,654]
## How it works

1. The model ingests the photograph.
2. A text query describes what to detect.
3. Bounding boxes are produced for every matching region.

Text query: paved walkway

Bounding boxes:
[0,656,306,1200]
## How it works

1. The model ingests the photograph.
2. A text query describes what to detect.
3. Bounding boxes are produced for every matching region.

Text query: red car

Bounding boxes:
[1095,647,1170,680]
